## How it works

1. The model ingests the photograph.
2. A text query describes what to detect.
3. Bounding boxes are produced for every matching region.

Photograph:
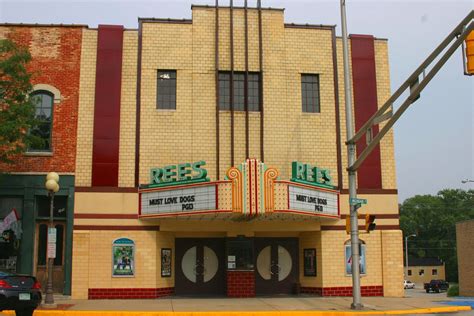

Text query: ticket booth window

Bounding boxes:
[227,238,254,270]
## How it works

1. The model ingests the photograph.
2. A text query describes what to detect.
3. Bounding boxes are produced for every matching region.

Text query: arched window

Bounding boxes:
[29,90,54,152]
[344,239,367,275]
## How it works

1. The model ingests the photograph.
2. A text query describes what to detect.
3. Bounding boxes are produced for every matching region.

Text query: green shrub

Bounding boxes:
[447,285,459,297]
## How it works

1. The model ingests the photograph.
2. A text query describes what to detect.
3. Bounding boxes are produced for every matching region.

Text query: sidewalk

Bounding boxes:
[2,295,473,315]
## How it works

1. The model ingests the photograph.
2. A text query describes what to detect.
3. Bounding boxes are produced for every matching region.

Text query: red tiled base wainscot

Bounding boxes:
[88,287,174,299]
[301,286,383,297]
[227,271,255,297]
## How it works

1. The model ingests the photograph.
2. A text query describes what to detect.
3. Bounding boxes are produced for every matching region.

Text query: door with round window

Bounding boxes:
[175,238,225,296]
[255,238,298,295]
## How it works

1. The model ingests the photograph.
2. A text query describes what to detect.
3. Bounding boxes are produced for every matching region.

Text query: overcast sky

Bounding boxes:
[1,0,473,202]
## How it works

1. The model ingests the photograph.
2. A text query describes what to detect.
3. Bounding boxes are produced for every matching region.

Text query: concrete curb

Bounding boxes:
[2,306,472,315]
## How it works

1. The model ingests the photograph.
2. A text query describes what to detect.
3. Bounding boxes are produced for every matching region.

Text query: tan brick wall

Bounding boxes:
[71,231,90,299]
[374,40,397,189]
[71,230,177,298]
[75,29,97,186]
[381,230,404,296]
[456,220,474,296]
[320,230,384,288]
[299,232,322,288]
[118,31,138,187]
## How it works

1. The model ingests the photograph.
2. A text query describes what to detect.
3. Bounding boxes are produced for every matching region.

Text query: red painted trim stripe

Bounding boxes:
[274,209,340,219]
[75,186,137,193]
[91,25,124,187]
[340,214,399,219]
[350,34,382,189]
[74,225,159,231]
[321,224,399,231]
[74,214,138,219]
[340,188,398,195]
[249,159,253,216]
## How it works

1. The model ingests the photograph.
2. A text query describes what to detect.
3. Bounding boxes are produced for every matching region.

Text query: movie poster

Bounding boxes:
[112,238,135,277]
[345,243,366,275]
[304,248,317,276]
[161,248,172,277]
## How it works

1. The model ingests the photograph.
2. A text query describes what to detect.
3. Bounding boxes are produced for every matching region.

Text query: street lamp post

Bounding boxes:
[44,172,59,307]
[405,234,416,278]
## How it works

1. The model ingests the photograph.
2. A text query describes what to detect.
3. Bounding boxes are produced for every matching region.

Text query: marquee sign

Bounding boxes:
[288,185,338,216]
[140,184,217,216]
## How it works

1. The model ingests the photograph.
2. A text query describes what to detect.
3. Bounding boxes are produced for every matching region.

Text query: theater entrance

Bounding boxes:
[254,238,299,295]
[175,238,226,296]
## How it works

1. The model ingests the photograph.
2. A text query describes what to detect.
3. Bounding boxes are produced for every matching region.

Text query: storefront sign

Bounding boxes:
[112,238,135,277]
[288,185,338,216]
[47,227,56,258]
[291,161,333,189]
[47,243,56,259]
[149,161,209,187]
[141,185,216,215]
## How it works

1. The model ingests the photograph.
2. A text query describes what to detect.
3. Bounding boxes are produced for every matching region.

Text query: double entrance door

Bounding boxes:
[175,237,298,296]
[175,238,226,296]
[254,238,298,295]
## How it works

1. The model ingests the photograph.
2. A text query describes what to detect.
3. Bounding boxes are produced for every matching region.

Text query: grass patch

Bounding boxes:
[447,284,459,297]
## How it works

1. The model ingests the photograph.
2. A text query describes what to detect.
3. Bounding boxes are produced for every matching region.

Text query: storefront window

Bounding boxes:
[36,195,67,218]
[0,197,23,272]
[227,238,254,270]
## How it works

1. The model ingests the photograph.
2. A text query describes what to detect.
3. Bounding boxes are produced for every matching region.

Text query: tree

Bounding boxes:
[400,189,474,282]
[0,39,41,165]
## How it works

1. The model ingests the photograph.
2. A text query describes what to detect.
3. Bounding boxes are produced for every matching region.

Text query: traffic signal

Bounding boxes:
[365,214,376,233]
[346,217,351,235]
[466,31,474,75]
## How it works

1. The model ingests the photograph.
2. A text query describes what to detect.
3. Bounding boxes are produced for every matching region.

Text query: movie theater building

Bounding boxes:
[72,5,404,299]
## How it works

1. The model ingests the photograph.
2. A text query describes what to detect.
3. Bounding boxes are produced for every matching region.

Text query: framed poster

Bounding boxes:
[112,238,135,277]
[344,242,366,275]
[304,248,317,276]
[161,248,172,277]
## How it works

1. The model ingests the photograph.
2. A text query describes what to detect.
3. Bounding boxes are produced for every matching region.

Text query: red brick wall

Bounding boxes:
[227,271,255,297]
[301,285,383,297]
[88,287,174,299]
[0,26,83,173]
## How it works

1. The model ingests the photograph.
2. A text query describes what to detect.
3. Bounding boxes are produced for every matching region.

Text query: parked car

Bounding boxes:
[0,271,42,316]
[424,279,449,293]
[404,280,415,289]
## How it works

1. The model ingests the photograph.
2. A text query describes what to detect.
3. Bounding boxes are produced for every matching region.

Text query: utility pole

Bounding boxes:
[339,4,473,310]
[340,0,362,309]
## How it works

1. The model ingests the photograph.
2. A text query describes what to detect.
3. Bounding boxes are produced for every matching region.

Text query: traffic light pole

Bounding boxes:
[340,0,362,309]
[339,3,473,310]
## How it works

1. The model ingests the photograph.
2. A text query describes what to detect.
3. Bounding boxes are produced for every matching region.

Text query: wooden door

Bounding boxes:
[35,222,65,293]
[175,238,226,296]
[254,238,299,295]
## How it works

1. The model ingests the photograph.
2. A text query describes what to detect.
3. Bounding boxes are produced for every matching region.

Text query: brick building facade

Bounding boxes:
[0,24,84,295]
[71,5,403,299]
[456,219,474,296]
[1,4,404,299]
